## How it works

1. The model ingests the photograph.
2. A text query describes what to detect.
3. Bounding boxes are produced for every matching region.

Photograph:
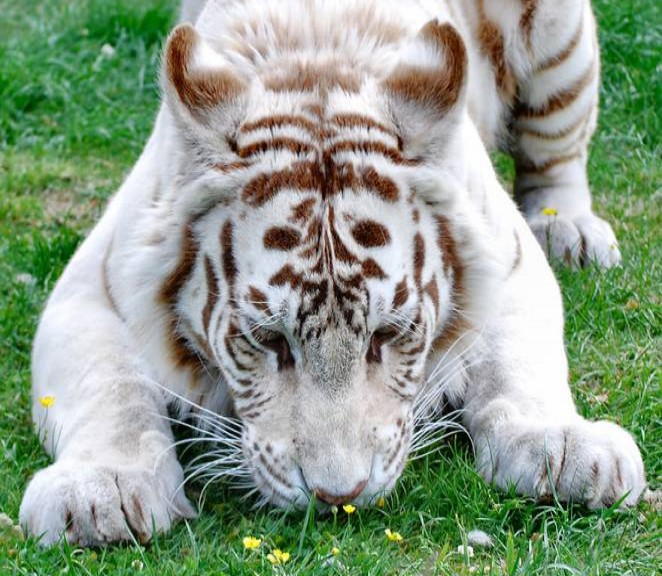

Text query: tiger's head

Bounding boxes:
[156,18,486,507]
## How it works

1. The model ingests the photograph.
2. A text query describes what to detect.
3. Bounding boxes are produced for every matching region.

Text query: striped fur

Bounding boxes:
[21,0,644,547]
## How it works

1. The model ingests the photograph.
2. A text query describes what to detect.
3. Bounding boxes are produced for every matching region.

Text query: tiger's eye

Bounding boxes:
[257,330,294,370]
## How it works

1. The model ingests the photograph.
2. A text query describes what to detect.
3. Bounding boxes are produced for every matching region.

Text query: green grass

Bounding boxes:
[0,1,660,574]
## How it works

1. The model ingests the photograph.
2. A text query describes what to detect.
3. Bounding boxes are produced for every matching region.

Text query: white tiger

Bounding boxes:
[20,0,645,546]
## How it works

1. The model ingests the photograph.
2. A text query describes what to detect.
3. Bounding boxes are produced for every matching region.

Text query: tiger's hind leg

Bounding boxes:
[510,0,620,268]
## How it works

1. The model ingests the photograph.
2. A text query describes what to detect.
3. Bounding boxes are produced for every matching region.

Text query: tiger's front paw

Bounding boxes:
[479,420,646,509]
[527,211,621,268]
[19,460,196,547]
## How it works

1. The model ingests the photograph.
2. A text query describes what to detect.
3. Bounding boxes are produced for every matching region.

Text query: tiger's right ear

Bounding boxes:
[163,24,246,123]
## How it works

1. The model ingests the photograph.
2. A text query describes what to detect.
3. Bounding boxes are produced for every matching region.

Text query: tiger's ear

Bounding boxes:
[163,23,246,123]
[383,21,467,158]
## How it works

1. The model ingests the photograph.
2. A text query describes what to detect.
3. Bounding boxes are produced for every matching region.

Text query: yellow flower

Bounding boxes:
[267,549,290,565]
[39,395,55,408]
[376,497,385,508]
[342,504,356,514]
[384,528,404,543]
[242,536,262,550]
[331,547,340,556]
[541,207,558,216]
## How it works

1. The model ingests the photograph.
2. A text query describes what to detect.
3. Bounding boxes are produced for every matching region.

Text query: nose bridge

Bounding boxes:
[305,327,360,392]
[295,385,372,496]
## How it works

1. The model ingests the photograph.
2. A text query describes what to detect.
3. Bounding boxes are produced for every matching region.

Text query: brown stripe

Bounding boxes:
[202,255,220,333]
[241,114,318,135]
[166,24,245,112]
[385,21,467,116]
[477,1,517,100]
[351,220,391,248]
[519,0,538,50]
[509,230,523,276]
[516,62,597,119]
[536,17,584,73]
[214,160,253,173]
[413,233,425,290]
[362,258,386,279]
[331,114,396,138]
[289,197,317,223]
[393,277,409,309]
[159,223,203,370]
[431,215,466,352]
[360,167,399,202]
[221,221,237,295]
[247,286,270,313]
[102,241,124,320]
[263,226,302,251]
[269,264,301,288]
[516,152,581,174]
[518,113,588,141]
[325,140,418,166]
[238,137,315,159]
[242,162,320,207]
[264,65,360,93]
[328,205,359,264]
[424,278,440,315]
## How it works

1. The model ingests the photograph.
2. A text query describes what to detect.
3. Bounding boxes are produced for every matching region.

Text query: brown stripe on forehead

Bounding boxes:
[362,258,386,279]
[328,206,359,264]
[331,113,396,138]
[242,161,320,207]
[360,167,399,202]
[240,114,318,135]
[264,64,360,93]
[202,255,220,334]
[263,226,302,251]
[269,264,301,288]
[325,140,418,166]
[238,137,315,159]
[289,197,317,223]
[351,219,391,248]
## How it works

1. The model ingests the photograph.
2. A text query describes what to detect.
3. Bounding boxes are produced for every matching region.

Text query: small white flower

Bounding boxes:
[467,529,493,549]
[100,43,116,58]
[456,544,474,558]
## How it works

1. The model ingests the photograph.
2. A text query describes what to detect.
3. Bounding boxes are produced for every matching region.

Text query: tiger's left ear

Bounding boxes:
[163,23,246,124]
[383,21,467,158]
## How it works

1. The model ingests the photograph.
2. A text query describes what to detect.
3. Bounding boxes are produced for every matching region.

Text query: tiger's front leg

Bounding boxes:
[459,221,645,507]
[20,201,195,547]
[510,0,620,268]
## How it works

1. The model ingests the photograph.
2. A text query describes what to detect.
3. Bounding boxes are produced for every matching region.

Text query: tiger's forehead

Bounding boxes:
[227,89,421,206]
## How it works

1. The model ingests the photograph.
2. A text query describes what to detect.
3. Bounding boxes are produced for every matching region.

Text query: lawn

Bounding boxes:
[0,1,659,574]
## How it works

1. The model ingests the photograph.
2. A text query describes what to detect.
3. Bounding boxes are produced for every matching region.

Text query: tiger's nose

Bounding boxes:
[313,480,368,506]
